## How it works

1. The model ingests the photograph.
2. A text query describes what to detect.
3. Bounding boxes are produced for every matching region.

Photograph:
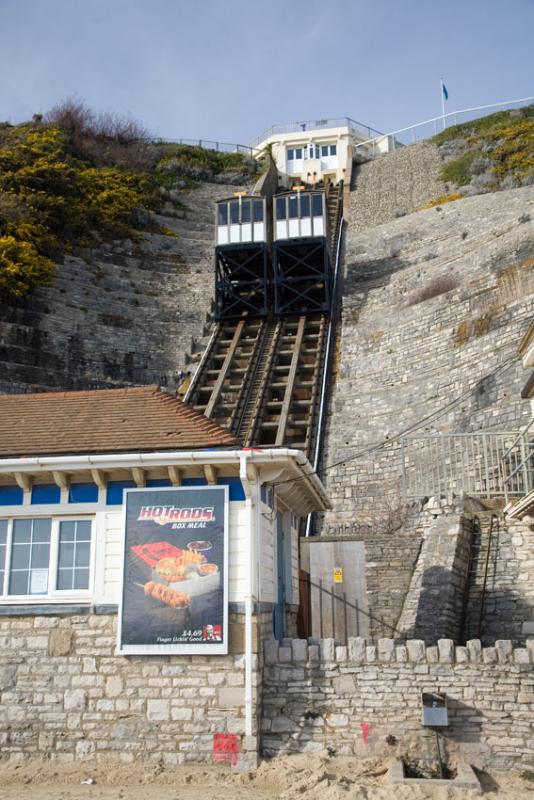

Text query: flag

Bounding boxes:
[442,83,449,101]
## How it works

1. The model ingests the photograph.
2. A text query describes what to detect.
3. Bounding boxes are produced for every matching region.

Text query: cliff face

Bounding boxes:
[321,184,534,533]
[0,182,232,393]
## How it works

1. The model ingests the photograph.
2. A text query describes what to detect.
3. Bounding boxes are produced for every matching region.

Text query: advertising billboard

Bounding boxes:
[117,485,229,655]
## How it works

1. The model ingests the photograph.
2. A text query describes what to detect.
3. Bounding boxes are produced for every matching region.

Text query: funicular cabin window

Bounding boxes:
[230,201,239,224]
[312,194,323,216]
[276,197,286,220]
[217,203,228,225]
[288,196,298,219]
[0,517,93,599]
[300,194,310,217]
[253,200,263,222]
[241,200,251,224]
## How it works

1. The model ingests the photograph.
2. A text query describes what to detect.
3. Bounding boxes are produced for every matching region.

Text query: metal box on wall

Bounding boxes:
[421,692,448,727]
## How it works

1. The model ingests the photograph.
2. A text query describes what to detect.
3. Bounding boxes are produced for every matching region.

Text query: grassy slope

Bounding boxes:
[0,120,254,301]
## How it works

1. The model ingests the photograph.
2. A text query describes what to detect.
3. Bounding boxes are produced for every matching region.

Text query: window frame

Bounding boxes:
[0,515,95,603]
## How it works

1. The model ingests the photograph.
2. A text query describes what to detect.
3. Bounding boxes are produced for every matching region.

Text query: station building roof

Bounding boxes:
[0,385,237,458]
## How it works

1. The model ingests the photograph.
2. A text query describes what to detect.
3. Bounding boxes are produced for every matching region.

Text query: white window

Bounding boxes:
[0,517,94,601]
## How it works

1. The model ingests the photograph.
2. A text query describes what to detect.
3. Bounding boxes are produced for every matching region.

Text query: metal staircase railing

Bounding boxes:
[500,418,534,507]
[400,431,527,499]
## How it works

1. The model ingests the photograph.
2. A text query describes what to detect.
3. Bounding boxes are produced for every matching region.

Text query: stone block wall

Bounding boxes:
[0,612,259,766]
[322,186,534,533]
[397,510,473,643]
[262,636,534,769]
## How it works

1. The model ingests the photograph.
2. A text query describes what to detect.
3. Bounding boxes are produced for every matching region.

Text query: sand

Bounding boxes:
[0,754,532,800]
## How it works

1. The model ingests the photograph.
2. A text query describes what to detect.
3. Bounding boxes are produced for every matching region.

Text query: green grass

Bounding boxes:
[433,103,534,145]
[0,112,255,302]
[440,152,478,186]
[433,104,534,191]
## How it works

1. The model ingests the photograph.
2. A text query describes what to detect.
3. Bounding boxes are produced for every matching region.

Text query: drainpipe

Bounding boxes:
[239,452,254,739]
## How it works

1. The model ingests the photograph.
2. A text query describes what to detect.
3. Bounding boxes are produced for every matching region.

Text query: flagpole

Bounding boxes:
[440,78,446,130]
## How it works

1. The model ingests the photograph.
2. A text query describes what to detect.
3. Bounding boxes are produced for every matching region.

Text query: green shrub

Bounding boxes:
[439,152,478,186]
[0,236,54,299]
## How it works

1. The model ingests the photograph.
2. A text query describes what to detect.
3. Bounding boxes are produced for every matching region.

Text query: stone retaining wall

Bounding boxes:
[0,612,259,766]
[262,637,534,769]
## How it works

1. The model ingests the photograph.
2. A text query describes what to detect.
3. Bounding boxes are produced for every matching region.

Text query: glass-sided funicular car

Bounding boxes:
[273,189,332,316]
[214,195,270,320]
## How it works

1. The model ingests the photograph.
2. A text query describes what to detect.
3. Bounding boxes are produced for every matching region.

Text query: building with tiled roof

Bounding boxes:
[0,383,330,766]
[0,384,236,457]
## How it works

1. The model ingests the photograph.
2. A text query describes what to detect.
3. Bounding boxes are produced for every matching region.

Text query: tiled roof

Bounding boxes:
[0,385,237,457]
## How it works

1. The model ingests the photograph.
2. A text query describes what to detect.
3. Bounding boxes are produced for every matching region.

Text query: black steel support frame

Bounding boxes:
[273,237,332,316]
[214,243,270,320]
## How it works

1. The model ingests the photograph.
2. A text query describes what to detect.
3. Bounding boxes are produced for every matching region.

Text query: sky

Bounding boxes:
[0,0,532,146]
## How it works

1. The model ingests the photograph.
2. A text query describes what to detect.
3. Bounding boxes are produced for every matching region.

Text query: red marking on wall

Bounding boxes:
[213,733,241,766]
[361,721,370,744]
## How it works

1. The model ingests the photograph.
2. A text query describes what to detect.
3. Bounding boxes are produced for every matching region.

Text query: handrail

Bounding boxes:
[305,192,345,538]
[253,116,384,147]
[153,137,261,157]
[352,95,534,156]
[500,417,534,505]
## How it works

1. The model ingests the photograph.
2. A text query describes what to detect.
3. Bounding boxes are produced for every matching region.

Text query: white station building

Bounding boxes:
[253,117,394,185]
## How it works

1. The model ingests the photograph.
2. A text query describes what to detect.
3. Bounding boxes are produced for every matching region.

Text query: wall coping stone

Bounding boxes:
[263,637,533,665]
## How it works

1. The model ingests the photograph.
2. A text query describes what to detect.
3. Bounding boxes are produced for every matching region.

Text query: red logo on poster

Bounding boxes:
[203,624,222,641]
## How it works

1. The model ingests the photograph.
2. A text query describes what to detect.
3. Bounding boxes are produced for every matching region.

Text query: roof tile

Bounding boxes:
[0,385,237,457]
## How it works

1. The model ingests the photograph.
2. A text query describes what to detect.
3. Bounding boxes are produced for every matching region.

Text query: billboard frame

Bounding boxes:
[116,484,229,656]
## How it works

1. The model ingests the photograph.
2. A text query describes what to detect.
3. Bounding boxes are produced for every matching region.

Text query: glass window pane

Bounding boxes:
[57,569,73,590]
[287,149,294,160]
[9,570,29,595]
[312,194,323,216]
[11,543,30,569]
[330,144,337,156]
[295,148,302,159]
[276,198,286,220]
[217,203,228,225]
[230,202,239,224]
[31,543,50,569]
[59,521,75,541]
[59,541,74,568]
[12,519,31,543]
[241,200,251,223]
[252,200,263,222]
[300,195,310,217]
[288,196,298,219]
[75,541,91,568]
[321,145,328,157]
[0,519,7,546]
[33,519,52,543]
[74,569,89,590]
[75,521,92,541]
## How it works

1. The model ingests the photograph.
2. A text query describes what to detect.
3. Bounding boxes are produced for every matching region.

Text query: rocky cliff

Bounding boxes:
[321,184,534,533]
[0,181,232,393]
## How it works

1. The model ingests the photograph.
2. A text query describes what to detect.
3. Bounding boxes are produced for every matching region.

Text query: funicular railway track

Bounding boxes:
[185,183,343,461]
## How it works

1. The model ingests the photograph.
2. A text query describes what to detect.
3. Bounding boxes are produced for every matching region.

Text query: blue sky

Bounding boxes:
[0,0,532,145]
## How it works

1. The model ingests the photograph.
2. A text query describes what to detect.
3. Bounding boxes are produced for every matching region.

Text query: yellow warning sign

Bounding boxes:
[333,568,343,584]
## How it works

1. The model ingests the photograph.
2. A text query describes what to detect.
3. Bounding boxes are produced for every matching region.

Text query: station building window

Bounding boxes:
[0,516,93,599]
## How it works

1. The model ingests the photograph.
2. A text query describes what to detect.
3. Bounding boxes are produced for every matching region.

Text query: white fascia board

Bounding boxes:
[0,448,331,513]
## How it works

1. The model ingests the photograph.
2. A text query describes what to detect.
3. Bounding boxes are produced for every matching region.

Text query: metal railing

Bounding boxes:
[153,137,260,157]
[500,418,534,506]
[401,431,526,500]
[352,95,534,160]
[253,117,383,147]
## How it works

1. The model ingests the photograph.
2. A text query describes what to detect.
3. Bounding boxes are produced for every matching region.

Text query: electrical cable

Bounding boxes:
[267,353,518,493]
